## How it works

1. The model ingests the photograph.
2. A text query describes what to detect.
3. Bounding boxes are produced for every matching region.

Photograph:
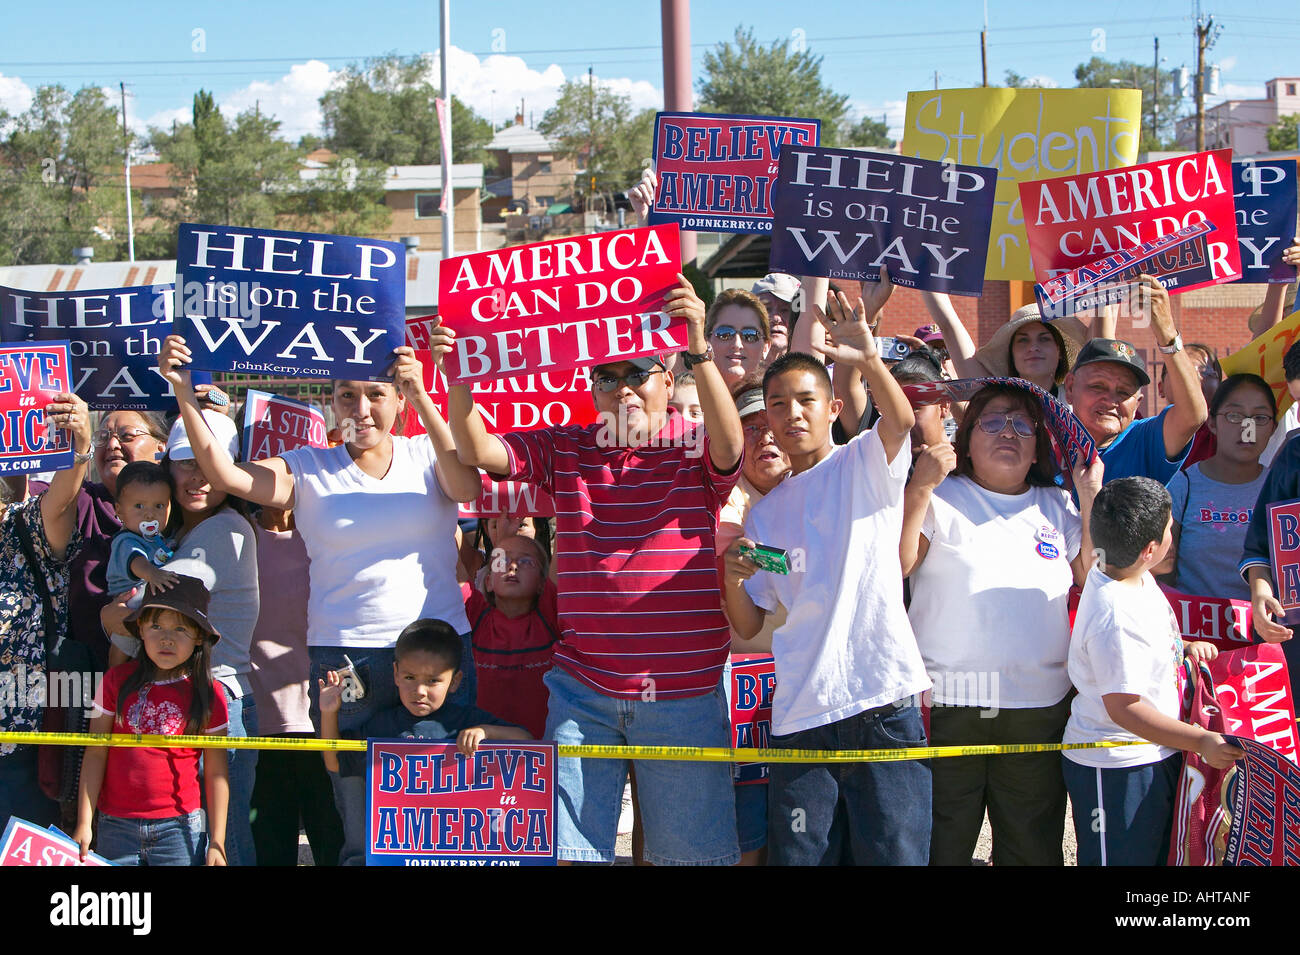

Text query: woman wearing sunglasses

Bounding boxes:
[1154,374,1276,601]
[705,289,771,392]
[901,383,1103,866]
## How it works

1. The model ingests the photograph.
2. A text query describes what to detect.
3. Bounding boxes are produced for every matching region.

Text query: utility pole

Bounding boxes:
[120,82,135,263]
[1193,2,1219,152]
[661,0,693,261]
[934,70,940,90]
[980,1,989,87]
[439,0,454,257]
[588,66,596,210]
[1153,37,1160,144]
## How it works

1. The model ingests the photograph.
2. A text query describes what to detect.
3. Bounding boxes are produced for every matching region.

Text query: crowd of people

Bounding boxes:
[4,211,1300,865]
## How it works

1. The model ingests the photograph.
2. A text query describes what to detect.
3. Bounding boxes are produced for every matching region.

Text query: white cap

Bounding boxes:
[165,409,240,463]
[751,273,801,303]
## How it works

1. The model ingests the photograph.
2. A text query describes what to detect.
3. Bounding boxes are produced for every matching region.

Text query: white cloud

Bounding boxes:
[1219,82,1265,102]
[1219,55,1238,73]
[849,98,907,140]
[218,60,339,141]
[0,73,33,115]
[1021,75,1060,89]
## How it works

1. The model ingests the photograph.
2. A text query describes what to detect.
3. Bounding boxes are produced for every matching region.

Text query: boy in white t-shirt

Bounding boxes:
[1063,475,1243,866]
[722,272,933,865]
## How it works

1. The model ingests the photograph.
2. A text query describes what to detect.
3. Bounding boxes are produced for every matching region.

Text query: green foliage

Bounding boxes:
[0,84,127,265]
[698,27,850,145]
[842,115,894,149]
[320,53,495,171]
[1072,56,1182,150]
[538,79,654,203]
[1268,114,1300,151]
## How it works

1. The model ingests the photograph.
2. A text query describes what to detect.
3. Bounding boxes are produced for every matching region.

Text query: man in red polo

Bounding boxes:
[443,273,744,864]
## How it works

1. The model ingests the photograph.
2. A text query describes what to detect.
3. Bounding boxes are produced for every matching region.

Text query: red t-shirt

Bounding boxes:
[497,409,740,699]
[464,581,558,739]
[1180,422,1217,471]
[91,662,229,819]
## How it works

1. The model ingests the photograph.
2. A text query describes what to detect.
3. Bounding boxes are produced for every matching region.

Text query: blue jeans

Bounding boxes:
[222,691,258,867]
[97,809,207,866]
[766,702,932,866]
[306,637,475,866]
[0,749,57,834]
[544,666,738,865]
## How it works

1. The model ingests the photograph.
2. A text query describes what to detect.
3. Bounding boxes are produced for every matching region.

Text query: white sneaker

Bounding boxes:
[616,781,634,835]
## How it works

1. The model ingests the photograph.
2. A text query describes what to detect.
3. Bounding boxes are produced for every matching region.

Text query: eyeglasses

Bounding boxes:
[92,428,153,448]
[710,325,763,345]
[742,423,774,438]
[592,370,661,393]
[1218,412,1275,425]
[976,412,1036,438]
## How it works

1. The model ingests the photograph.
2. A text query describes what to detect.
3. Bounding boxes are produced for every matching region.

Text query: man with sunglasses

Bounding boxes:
[445,273,745,865]
[1063,275,1207,489]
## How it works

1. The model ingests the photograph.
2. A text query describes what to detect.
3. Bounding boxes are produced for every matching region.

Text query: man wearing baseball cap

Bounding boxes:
[1064,275,1207,486]
[444,273,745,865]
[752,273,800,359]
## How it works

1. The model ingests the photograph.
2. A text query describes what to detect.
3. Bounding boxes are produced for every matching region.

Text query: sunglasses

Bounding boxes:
[976,412,1036,438]
[592,369,661,393]
[710,325,763,345]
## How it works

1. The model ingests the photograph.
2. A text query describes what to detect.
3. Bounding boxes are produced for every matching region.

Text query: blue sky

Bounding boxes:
[1,0,1296,144]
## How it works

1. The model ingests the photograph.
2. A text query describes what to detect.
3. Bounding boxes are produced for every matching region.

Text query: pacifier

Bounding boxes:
[139,520,161,538]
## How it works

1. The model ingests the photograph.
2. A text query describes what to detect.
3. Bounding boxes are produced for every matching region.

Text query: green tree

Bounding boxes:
[538,78,654,205]
[0,84,127,265]
[697,27,850,144]
[1003,70,1052,89]
[1268,114,1300,151]
[842,115,894,149]
[320,54,495,170]
[1073,57,1182,150]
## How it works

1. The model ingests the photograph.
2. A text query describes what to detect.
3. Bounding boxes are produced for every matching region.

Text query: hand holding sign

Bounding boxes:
[1132,275,1177,344]
[1072,454,1104,506]
[663,272,707,350]
[1252,588,1293,643]
[157,334,193,391]
[630,166,657,226]
[426,318,456,375]
[388,346,427,405]
[43,391,91,457]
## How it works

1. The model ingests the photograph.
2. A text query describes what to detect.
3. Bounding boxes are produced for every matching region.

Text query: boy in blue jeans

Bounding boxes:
[723,273,933,865]
[1064,476,1243,865]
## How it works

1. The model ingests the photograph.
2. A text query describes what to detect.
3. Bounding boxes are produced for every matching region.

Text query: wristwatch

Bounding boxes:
[682,344,715,370]
[1158,333,1184,355]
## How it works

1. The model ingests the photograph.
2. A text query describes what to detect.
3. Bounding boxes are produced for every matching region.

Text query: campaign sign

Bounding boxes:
[903,376,1097,482]
[0,817,112,866]
[437,225,685,385]
[768,147,996,295]
[0,283,211,410]
[1034,222,1218,318]
[649,111,821,234]
[1219,307,1300,418]
[175,223,405,380]
[731,654,776,784]
[406,314,435,350]
[241,389,328,462]
[1267,499,1300,613]
[901,88,1142,281]
[1160,585,1253,647]
[1210,645,1298,764]
[459,474,556,520]
[1018,148,1241,292]
[1234,159,1299,284]
[1223,737,1300,865]
[0,341,74,474]
[367,740,556,866]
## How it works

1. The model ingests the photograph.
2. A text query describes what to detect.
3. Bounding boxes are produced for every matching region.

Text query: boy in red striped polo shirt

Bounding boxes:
[443,273,745,864]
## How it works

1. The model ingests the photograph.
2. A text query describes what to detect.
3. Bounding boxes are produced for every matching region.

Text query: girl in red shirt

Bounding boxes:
[463,534,558,739]
[74,575,230,865]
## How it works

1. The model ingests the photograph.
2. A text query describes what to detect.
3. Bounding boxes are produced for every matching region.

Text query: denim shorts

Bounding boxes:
[735,783,768,853]
[97,809,207,866]
[544,666,738,865]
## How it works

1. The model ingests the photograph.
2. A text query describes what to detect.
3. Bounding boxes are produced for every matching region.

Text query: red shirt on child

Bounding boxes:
[464,581,558,740]
[91,661,229,818]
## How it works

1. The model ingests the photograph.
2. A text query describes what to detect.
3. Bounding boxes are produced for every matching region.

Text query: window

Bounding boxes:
[538,161,552,174]
[537,196,555,208]
[414,192,442,218]
[1288,83,1297,96]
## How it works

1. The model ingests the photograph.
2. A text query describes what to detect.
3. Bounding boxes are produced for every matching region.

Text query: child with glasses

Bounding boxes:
[462,533,559,740]
[1155,374,1276,601]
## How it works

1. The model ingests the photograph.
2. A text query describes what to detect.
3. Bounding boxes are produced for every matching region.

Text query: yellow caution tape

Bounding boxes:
[0,731,1148,762]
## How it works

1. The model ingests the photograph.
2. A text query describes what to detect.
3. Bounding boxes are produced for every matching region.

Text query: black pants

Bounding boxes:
[928,694,1072,866]
[249,734,344,867]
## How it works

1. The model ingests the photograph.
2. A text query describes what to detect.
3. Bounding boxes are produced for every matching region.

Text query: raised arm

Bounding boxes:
[1138,276,1207,459]
[900,443,956,576]
[920,290,984,379]
[1248,239,1300,337]
[832,359,870,438]
[157,335,295,508]
[1070,456,1104,586]
[629,166,657,227]
[391,340,482,503]
[791,276,829,361]
[668,272,743,471]
[40,391,92,559]
[812,270,915,461]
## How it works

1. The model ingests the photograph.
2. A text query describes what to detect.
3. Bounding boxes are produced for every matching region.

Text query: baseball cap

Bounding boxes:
[1070,338,1151,387]
[734,387,765,419]
[913,323,944,345]
[165,409,240,462]
[590,355,667,376]
[751,273,801,303]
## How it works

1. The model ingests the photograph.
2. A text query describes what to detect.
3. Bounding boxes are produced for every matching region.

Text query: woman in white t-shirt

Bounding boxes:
[157,332,482,866]
[901,382,1103,866]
